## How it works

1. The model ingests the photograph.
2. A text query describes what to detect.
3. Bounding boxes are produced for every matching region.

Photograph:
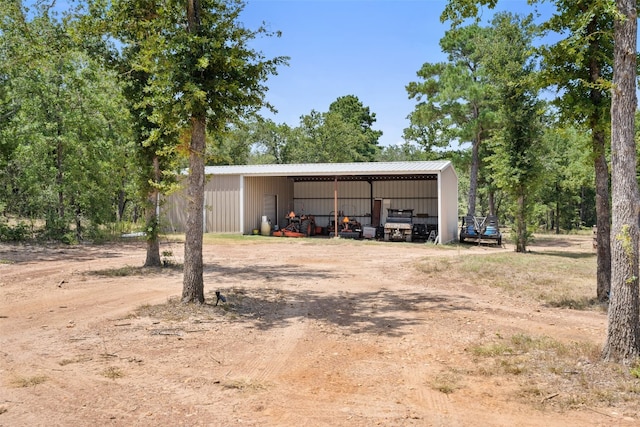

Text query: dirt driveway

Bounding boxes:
[0,235,636,426]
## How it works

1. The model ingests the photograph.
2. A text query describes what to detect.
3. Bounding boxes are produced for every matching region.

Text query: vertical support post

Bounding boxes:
[334,177,338,238]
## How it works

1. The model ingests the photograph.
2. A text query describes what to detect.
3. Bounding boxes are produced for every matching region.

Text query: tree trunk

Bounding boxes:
[117,188,127,222]
[602,0,640,363]
[143,192,161,267]
[182,0,205,303]
[515,191,526,253]
[144,156,161,267]
[586,15,613,303]
[488,189,496,217]
[594,134,611,301]
[182,115,206,304]
[56,139,64,220]
[468,136,480,216]
[555,182,560,234]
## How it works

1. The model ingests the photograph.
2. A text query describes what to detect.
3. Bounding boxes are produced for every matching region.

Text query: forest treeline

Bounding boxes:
[0,1,635,244]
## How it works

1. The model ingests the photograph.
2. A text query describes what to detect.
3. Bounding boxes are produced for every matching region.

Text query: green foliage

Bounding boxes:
[220,118,294,165]
[441,0,499,27]
[480,13,543,251]
[283,95,382,163]
[405,24,498,153]
[0,221,30,242]
[111,0,287,135]
[538,0,615,131]
[377,143,435,162]
[406,19,505,217]
[0,3,135,242]
[536,125,595,230]
[289,109,377,163]
[328,95,382,160]
[230,95,382,165]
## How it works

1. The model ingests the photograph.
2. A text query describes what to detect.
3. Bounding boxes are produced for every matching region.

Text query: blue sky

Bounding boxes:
[240,0,548,147]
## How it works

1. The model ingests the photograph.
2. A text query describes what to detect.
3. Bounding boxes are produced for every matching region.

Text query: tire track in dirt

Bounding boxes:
[233,316,308,385]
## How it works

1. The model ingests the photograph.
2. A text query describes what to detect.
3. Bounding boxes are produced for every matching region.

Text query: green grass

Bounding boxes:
[464,331,640,410]
[430,372,461,394]
[10,375,47,387]
[415,249,598,309]
[101,367,124,380]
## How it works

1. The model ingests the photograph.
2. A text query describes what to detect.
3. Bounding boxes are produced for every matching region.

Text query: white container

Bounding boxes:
[260,216,271,236]
[362,226,376,239]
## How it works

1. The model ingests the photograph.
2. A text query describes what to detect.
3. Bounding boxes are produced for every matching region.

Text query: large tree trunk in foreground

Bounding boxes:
[182,0,205,304]
[602,0,639,363]
[182,115,206,304]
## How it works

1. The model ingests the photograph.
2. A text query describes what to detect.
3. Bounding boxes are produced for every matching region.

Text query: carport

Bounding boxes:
[162,161,458,243]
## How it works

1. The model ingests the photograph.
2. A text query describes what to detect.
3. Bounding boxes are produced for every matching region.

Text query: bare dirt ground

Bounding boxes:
[0,235,637,426]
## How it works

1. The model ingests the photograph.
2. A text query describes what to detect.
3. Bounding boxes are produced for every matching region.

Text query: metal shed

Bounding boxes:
[162,160,458,243]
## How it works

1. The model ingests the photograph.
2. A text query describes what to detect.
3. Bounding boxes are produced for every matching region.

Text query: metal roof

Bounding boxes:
[203,161,453,181]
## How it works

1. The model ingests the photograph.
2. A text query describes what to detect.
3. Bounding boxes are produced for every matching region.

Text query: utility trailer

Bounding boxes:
[384,209,413,242]
[459,214,502,245]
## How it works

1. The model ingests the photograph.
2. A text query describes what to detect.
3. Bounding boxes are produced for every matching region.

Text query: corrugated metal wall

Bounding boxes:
[244,176,293,233]
[293,179,438,228]
[161,188,188,233]
[439,165,459,243]
[373,180,438,220]
[161,175,242,233]
[203,175,242,233]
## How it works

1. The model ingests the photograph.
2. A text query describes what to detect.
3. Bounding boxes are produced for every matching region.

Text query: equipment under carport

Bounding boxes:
[275,211,317,237]
[328,214,362,239]
[411,223,437,242]
[384,209,413,242]
[459,214,502,245]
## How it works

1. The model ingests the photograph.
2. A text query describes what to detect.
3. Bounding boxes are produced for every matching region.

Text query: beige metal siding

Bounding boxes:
[374,180,438,217]
[161,187,188,233]
[244,176,293,233]
[204,175,242,233]
[439,165,459,243]
[161,175,242,233]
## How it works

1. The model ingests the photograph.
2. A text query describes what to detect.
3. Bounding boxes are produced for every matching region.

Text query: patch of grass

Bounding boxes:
[519,385,544,399]
[465,331,640,411]
[470,342,514,357]
[430,372,460,394]
[414,258,453,277]
[416,249,597,309]
[90,265,140,277]
[220,379,267,391]
[88,263,183,277]
[545,296,600,310]
[59,356,92,366]
[135,296,219,322]
[134,287,286,324]
[630,359,640,379]
[161,250,175,267]
[499,359,527,375]
[10,375,47,387]
[510,333,567,354]
[101,366,124,380]
[202,233,284,245]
